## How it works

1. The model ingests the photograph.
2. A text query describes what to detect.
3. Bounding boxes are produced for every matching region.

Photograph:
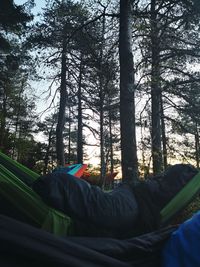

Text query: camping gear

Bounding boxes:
[0,151,86,236]
[0,163,73,235]
[0,151,87,185]
[0,214,176,267]
[33,164,199,237]
[0,151,200,266]
[160,170,200,225]
[0,151,200,236]
[33,172,140,238]
[0,150,39,186]
[162,210,200,267]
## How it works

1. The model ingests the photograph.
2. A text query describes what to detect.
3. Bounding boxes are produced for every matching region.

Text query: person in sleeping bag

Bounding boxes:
[32,164,197,238]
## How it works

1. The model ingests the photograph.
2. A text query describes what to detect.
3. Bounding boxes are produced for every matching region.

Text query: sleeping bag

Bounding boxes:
[32,164,197,238]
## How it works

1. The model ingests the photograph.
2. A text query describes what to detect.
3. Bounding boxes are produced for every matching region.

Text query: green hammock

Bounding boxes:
[160,170,200,225]
[0,151,200,233]
[0,151,39,185]
[0,153,73,236]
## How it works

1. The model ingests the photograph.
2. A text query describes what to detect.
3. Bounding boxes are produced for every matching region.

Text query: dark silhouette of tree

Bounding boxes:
[119,0,138,182]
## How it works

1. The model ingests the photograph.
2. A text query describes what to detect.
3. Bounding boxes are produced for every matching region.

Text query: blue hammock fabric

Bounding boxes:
[162,210,200,267]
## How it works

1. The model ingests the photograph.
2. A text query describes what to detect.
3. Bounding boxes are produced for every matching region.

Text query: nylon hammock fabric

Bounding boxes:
[0,162,73,236]
[1,150,200,235]
[162,211,200,267]
[0,214,176,267]
[0,150,39,186]
[160,171,200,225]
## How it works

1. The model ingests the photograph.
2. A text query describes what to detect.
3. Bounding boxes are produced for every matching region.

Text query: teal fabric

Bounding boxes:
[53,164,83,176]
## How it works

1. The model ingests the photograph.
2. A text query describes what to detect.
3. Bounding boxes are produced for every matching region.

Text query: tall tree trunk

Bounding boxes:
[119,0,138,182]
[99,13,106,185]
[43,122,55,174]
[160,94,167,170]
[56,38,67,166]
[67,107,71,164]
[12,80,24,157]
[0,88,7,151]
[108,108,114,175]
[150,0,162,174]
[109,108,114,189]
[77,55,83,164]
[195,123,199,169]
